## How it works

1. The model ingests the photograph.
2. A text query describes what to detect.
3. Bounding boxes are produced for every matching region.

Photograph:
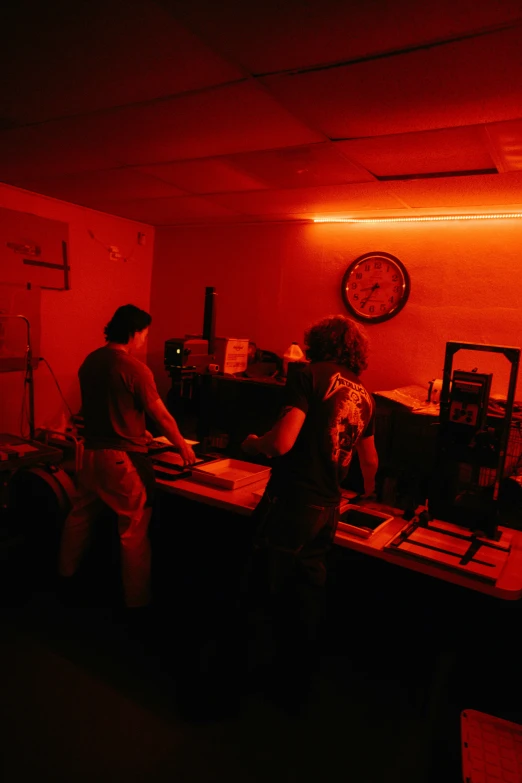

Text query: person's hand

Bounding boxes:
[145,430,154,445]
[241,434,260,456]
[178,441,197,465]
[358,492,377,505]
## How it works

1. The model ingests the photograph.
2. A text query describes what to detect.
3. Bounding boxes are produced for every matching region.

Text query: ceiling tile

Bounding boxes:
[0,125,121,180]
[1,0,243,124]
[261,27,522,138]
[92,195,242,224]
[15,169,187,205]
[135,158,269,194]
[336,127,495,177]
[486,119,522,172]
[210,182,404,216]
[225,143,374,189]
[385,171,522,207]
[163,0,522,74]
[62,81,326,165]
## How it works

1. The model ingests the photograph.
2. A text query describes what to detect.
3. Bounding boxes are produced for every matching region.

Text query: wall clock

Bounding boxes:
[341,251,410,324]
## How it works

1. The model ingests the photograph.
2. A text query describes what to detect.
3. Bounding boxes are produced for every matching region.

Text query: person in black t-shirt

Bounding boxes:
[241,315,378,709]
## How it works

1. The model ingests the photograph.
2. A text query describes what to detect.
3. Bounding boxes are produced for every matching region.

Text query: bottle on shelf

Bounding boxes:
[283,342,305,376]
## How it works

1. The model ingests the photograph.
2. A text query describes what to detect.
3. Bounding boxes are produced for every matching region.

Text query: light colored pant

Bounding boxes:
[59,449,152,607]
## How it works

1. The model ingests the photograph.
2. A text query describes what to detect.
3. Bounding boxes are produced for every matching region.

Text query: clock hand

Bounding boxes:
[360,283,380,308]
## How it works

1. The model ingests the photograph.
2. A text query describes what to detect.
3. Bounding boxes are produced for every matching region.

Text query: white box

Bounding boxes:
[214,337,249,374]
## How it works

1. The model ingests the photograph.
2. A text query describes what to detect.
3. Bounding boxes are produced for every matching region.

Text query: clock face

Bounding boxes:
[341,251,410,324]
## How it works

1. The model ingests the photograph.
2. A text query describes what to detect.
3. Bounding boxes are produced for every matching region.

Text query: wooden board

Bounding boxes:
[389,525,510,583]
[424,518,513,551]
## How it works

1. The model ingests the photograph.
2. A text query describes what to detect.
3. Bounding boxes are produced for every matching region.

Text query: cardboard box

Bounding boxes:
[214,337,249,374]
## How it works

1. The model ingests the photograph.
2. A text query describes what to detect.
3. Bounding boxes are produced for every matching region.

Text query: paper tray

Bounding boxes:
[337,504,394,539]
[150,451,214,471]
[189,458,270,490]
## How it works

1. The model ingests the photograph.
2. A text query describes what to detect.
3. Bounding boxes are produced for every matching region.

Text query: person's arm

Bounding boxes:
[145,397,197,465]
[242,406,306,458]
[356,435,379,497]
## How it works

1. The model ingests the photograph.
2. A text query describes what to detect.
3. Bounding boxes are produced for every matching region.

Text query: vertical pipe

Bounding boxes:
[202,286,217,355]
[22,316,35,440]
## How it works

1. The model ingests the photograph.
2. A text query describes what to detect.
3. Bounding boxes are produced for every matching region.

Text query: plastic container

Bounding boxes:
[283,342,305,375]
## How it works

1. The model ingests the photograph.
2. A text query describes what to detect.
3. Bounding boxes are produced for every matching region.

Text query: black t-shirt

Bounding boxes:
[267,361,375,506]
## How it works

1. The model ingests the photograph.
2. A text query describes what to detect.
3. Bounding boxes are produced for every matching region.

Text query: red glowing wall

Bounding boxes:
[0,183,154,436]
[149,220,522,401]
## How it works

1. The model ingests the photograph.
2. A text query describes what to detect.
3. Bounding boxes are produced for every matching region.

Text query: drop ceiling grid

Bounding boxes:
[335,127,496,177]
[14,168,189,204]
[385,170,522,207]
[486,119,522,172]
[260,27,522,139]
[34,81,326,167]
[164,0,522,74]
[1,2,522,223]
[0,0,245,124]
[134,158,273,194]
[90,194,245,224]
[209,181,405,216]
[0,125,124,181]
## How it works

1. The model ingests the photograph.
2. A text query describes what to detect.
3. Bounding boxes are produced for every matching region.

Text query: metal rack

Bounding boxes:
[436,341,521,538]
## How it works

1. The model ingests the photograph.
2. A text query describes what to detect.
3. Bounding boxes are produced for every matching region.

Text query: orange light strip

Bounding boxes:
[313,213,522,224]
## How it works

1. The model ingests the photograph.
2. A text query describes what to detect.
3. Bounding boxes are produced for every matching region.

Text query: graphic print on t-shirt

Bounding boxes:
[323,372,373,468]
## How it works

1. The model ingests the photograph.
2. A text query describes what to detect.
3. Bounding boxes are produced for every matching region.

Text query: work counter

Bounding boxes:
[156,470,522,601]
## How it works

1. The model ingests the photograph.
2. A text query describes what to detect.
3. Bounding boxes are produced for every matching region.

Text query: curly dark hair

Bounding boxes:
[304,315,369,375]
[104,304,151,344]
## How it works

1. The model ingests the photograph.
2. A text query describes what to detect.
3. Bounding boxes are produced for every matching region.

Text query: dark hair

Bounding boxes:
[304,314,369,375]
[104,304,152,344]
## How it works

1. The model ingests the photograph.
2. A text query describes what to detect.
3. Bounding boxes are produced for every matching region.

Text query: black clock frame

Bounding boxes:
[341,251,411,324]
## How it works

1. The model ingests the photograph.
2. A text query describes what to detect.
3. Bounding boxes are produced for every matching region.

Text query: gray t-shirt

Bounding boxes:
[79,345,160,452]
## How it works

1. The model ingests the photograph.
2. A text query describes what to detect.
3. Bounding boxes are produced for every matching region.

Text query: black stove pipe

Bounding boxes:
[202,286,216,354]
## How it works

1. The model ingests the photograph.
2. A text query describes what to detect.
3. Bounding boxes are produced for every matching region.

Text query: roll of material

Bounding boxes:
[8,465,77,524]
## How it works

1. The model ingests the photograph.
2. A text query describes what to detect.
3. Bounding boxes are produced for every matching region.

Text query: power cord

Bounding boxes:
[38,356,75,419]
